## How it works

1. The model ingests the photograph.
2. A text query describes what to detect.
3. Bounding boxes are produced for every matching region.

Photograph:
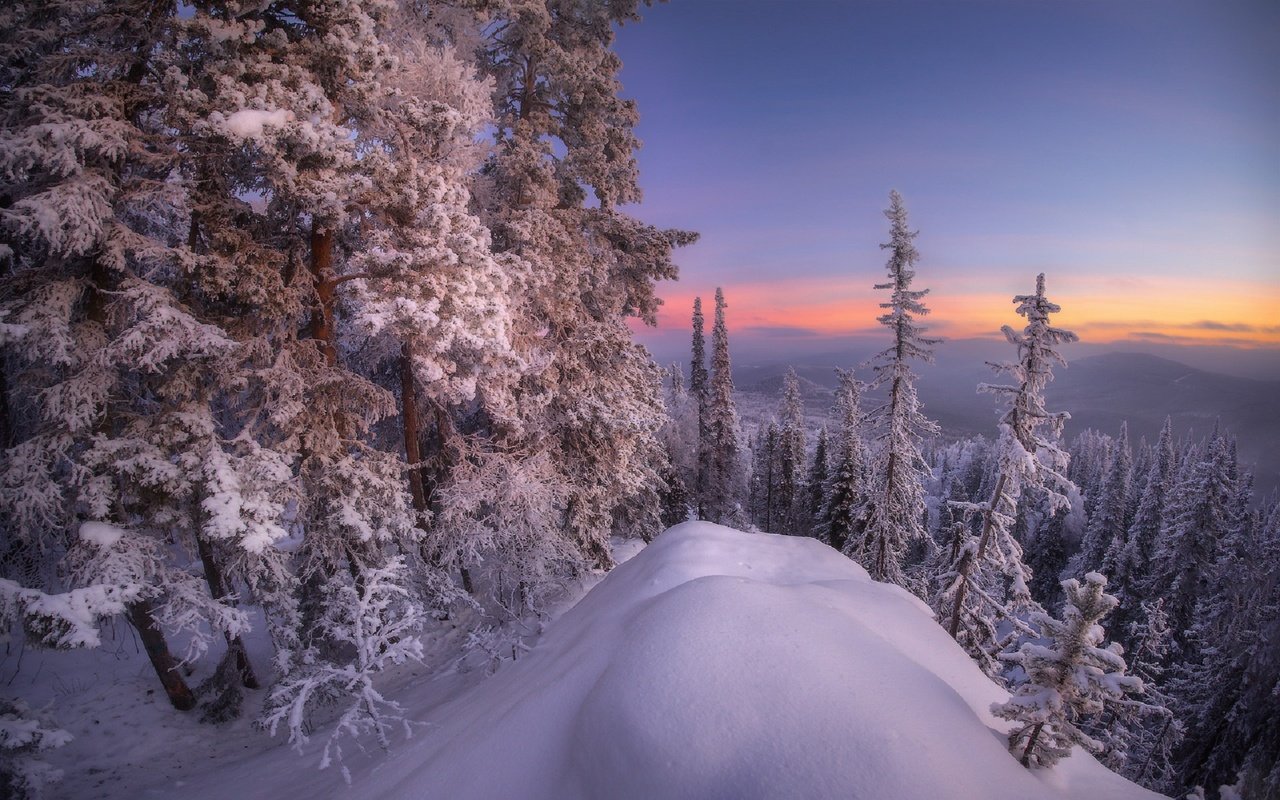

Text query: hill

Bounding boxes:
[342,524,1156,799]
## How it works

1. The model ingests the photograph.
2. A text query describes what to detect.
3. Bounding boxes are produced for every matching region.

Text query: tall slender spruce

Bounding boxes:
[935,273,1077,669]
[858,191,940,587]
[702,288,747,524]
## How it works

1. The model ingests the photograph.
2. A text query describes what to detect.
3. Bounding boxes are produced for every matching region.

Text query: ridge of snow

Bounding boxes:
[359,522,1163,800]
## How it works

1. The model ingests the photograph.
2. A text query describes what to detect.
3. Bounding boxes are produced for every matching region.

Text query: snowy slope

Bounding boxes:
[355,522,1162,799]
[36,523,1164,798]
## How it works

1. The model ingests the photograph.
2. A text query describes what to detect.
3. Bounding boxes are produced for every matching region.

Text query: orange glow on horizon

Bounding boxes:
[648,273,1280,349]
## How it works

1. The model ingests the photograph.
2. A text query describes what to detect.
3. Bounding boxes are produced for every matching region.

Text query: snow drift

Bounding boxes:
[361,522,1162,799]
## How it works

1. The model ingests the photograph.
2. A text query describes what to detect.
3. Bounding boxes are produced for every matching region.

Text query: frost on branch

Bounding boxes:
[65,522,249,665]
[0,699,72,800]
[261,558,426,783]
[992,572,1143,769]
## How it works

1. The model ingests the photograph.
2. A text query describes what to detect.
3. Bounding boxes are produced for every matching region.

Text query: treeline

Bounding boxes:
[661,195,1277,799]
[0,0,691,791]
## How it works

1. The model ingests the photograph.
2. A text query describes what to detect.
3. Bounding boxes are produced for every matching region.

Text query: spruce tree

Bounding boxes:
[775,367,808,535]
[993,572,1143,768]
[935,273,1077,671]
[690,297,709,518]
[479,0,696,575]
[858,191,939,587]
[702,288,747,524]
[822,370,870,552]
[1121,417,1177,604]
[805,425,831,534]
[1071,422,1132,580]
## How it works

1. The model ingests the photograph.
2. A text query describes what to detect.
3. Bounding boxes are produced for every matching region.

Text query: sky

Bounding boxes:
[611,0,1280,368]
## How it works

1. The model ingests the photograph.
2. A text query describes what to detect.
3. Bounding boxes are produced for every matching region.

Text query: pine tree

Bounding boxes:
[822,370,870,552]
[0,0,229,712]
[750,420,779,531]
[1071,422,1132,580]
[857,191,940,587]
[690,297,709,518]
[1121,417,1177,604]
[775,367,807,535]
[993,572,1143,768]
[805,425,830,534]
[1147,431,1236,650]
[702,288,748,524]
[170,0,461,744]
[935,273,1077,670]
[478,0,696,576]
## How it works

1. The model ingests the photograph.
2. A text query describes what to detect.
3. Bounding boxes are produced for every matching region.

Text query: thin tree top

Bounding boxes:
[872,190,939,374]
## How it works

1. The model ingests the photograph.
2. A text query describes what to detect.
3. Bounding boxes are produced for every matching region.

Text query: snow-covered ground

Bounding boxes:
[12,524,1163,798]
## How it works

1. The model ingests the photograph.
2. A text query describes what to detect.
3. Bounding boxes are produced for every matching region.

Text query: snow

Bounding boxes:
[356,523,1160,799]
[222,109,292,140]
[78,521,124,549]
[17,525,1163,799]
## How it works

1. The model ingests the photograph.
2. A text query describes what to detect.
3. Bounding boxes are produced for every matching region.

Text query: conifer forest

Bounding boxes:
[0,1,1276,799]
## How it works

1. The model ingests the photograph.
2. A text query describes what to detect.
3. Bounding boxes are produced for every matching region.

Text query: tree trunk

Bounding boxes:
[306,222,338,366]
[399,343,428,523]
[127,599,196,711]
[85,255,197,709]
[947,473,1008,639]
[194,533,259,689]
[1019,721,1044,767]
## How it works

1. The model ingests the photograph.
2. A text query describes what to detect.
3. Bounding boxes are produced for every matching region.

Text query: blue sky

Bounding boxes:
[611,0,1280,356]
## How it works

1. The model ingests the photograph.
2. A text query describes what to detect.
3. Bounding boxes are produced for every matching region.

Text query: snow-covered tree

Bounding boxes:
[262,556,426,782]
[1171,480,1277,797]
[822,370,871,552]
[1102,598,1183,791]
[1120,417,1177,604]
[749,420,779,531]
[1070,423,1132,580]
[478,0,695,577]
[690,296,710,518]
[0,698,71,800]
[775,367,808,535]
[1146,431,1236,650]
[993,572,1143,769]
[701,288,748,525]
[935,273,1078,671]
[858,191,940,587]
[805,425,831,533]
[0,0,242,711]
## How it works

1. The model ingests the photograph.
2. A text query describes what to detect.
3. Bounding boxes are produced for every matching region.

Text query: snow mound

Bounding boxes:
[368,522,1163,800]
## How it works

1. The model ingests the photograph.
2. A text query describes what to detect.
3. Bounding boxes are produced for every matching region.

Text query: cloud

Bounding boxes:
[1188,320,1280,334]
[740,325,824,338]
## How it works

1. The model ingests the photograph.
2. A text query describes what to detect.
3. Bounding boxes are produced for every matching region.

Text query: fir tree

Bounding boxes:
[775,367,808,535]
[993,572,1143,768]
[935,273,1077,671]
[858,191,940,587]
[1106,599,1183,792]
[822,370,870,552]
[1146,431,1236,650]
[702,288,748,525]
[1071,422,1132,580]
[1121,417,1177,604]
[750,420,779,531]
[805,425,831,534]
[690,297,709,518]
